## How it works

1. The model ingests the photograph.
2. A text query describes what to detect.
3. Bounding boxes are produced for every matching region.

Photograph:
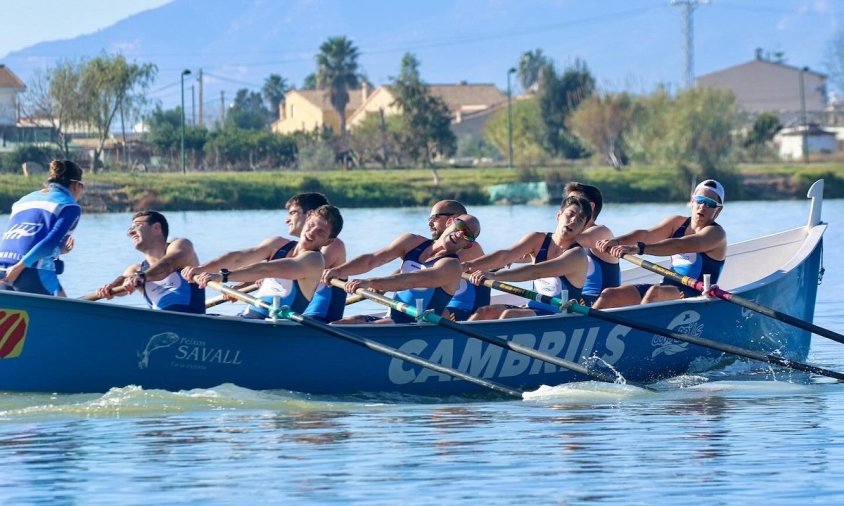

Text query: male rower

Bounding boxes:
[96,211,205,314]
[182,192,348,321]
[592,179,727,308]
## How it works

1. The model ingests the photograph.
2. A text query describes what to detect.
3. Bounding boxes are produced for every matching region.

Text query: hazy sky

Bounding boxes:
[1,0,841,99]
[0,0,173,57]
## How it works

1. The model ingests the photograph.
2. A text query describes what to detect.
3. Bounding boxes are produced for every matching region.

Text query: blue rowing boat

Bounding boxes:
[0,181,828,395]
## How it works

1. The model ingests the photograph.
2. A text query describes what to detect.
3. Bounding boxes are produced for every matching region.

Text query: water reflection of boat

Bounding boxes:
[0,181,828,395]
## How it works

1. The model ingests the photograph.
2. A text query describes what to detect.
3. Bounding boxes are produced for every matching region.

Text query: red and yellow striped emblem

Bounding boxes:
[0,309,29,358]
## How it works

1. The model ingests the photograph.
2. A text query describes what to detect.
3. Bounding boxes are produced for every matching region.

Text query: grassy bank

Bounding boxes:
[1,163,842,213]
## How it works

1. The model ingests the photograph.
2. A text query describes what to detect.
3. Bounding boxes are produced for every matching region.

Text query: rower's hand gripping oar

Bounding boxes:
[205,282,258,308]
[621,253,844,346]
[476,277,844,382]
[81,285,128,301]
[205,280,523,398]
[330,277,649,389]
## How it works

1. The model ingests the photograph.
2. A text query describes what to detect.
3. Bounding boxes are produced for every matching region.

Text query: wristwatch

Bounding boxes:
[637,242,646,255]
[134,270,147,281]
[220,268,230,283]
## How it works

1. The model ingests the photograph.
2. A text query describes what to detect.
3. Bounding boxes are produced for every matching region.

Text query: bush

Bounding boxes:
[0,145,65,173]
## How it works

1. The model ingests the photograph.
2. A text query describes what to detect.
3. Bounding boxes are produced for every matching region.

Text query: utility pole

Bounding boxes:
[800,67,809,164]
[198,69,204,128]
[220,91,225,128]
[191,85,195,126]
[671,0,709,89]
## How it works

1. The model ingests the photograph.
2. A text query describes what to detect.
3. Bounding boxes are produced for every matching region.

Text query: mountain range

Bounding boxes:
[1,0,838,122]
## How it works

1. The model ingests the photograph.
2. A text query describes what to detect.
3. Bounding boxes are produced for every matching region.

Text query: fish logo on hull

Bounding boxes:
[0,309,29,358]
[138,332,180,369]
[651,310,702,357]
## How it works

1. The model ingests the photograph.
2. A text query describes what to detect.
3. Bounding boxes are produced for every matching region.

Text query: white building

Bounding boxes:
[774,124,837,160]
[0,64,26,127]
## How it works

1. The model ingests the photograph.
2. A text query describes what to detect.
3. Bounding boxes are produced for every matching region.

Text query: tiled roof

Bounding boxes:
[0,64,26,89]
[380,83,506,111]
[293,89,364,111]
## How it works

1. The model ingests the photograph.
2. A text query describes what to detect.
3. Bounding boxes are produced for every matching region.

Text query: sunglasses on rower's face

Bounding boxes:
[452,219,476,243]
[428,212,455,222]
[691,195,722,209]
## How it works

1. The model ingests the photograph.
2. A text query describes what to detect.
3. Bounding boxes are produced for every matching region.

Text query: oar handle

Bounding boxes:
[81,285,128,301]
[328,278,420,316]
[205,282,258,308]
[345,294,365,305]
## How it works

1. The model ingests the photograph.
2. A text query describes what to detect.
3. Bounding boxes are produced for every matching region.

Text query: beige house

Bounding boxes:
[272,82,506,135]
[272,88,366,135]
[348,82,506,128]
[0,64,26,127]
[696,52,827,117]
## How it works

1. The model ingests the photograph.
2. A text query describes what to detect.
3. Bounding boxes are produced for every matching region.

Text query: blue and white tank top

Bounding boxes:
[665,218,725,286]
[526,233,583,314]
[140,259,206,314]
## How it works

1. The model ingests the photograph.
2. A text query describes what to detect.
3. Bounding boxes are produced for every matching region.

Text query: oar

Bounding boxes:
[329,278,644,389]
[205,282,258,308]
[477,277,844,382]
[81,285,128,301]
[346,294,364,305]
[621,254,844,346]
[206,281,523,398]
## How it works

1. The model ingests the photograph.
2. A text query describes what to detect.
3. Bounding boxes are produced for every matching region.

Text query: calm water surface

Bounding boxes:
[1,198,843,504]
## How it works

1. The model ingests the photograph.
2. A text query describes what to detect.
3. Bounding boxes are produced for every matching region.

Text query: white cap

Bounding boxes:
[693,179,725,204]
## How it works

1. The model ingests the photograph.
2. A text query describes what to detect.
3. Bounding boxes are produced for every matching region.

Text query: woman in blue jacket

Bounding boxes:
[0,160,84,296]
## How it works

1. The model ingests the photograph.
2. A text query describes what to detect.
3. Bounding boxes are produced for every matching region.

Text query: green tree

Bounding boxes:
[484,96,547,166]
[825,28,844,92]
[745,112,781,146]
[262,74,289,121]
[349,110,403,168]
[315,35,361,144]
[391,53,456,175]
[517,49,550,93]
[302,73,317,90]
[21,61,84,158]
[78,53,157,170]
[225,89,271,130]
[568,92,635,169]
[538,59,594,158]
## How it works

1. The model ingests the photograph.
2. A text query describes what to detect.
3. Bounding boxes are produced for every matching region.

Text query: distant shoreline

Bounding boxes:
[0,165,841,213]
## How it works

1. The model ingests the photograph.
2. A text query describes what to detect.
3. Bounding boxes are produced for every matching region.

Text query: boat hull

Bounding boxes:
[0,231,822,395]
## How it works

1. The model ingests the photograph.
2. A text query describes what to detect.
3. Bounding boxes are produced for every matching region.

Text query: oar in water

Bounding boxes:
[205,280,523,398]
[476,277,844,382]
[329,278,646,389]
[621,253,844,346]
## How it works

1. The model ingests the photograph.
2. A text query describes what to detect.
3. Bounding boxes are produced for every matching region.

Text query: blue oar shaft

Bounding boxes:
[622,254,844,346]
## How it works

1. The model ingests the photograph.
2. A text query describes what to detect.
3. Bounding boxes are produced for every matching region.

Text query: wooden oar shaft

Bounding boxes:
[622,254,844,346]
[345,294,364,305]
[81,285,128,301]
[331,278,637,388]
[207,281,523,398]
[462,274,567,310]
[205,283,258,308]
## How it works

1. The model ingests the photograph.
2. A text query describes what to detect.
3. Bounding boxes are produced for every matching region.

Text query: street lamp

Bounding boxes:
[799,66,809,164]
[180,69,191,174]
[507,67,516,169]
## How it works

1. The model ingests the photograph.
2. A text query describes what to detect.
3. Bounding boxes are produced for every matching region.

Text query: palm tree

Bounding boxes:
[262,74,289,120]
[315,36,361,142]
[517,49,550,93]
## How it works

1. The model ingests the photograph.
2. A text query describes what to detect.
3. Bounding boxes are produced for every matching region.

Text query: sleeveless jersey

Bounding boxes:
[527,233,583,315]
[140,259,206,314]
[581,249,621,299]
[665,218,725,291]
[390,238,451,323]
[245,240,310,318]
